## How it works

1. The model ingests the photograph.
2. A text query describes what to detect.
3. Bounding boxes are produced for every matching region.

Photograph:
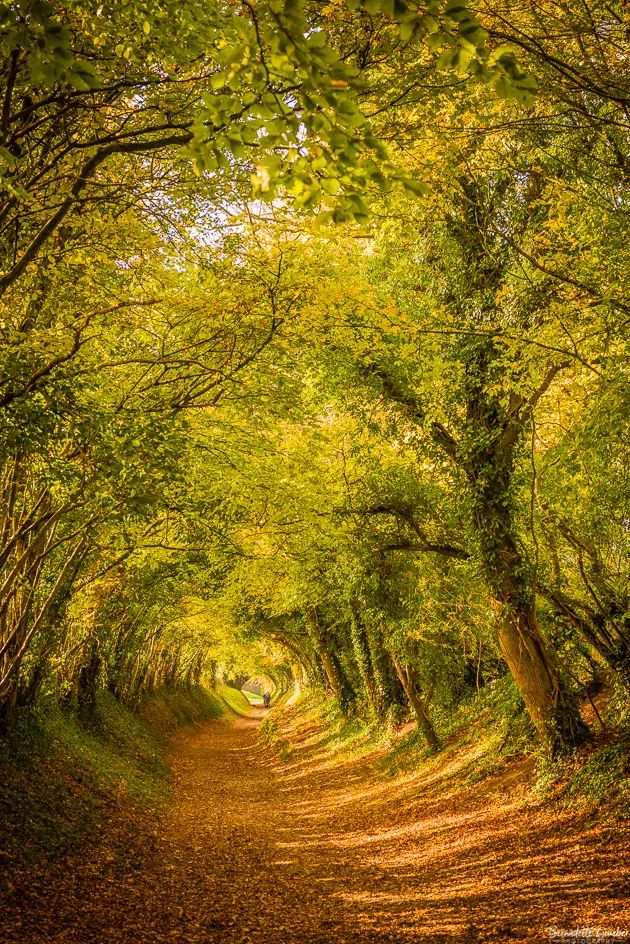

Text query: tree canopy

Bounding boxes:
[0,0,628,756]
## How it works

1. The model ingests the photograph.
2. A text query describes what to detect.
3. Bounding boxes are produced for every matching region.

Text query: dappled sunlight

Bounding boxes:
[274,730,514,834]
[1,0,628,941]
[3,695,628,944]
[259,705,630,940]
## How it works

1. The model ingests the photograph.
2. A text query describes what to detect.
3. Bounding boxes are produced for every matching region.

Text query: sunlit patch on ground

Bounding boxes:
[2,702,628,944]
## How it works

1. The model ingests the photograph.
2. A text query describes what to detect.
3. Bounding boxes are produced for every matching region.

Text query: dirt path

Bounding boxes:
[2,708,629,944]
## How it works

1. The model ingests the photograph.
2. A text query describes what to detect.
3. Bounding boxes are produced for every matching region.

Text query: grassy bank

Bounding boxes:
[0,685,235,873]
[266,680,630,821]
[217,683,255,716]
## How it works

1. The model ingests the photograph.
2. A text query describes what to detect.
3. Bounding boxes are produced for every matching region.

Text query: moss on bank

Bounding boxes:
[0,685,230,871]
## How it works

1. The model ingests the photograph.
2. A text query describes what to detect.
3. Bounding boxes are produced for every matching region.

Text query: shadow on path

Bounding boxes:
[1,707,628,944]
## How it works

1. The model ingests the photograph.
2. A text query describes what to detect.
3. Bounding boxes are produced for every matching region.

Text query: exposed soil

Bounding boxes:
[1,707,628,944]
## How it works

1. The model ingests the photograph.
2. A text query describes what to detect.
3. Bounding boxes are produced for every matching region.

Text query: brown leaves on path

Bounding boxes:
[1,707,629,944]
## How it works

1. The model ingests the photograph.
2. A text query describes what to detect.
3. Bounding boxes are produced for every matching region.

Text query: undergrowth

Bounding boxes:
[532,680,630,818]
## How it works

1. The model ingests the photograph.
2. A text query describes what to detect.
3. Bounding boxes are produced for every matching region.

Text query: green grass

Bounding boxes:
[139,684,226,736]
[0,685,226,868]
[217,684,254,716]
[242,687,264,706]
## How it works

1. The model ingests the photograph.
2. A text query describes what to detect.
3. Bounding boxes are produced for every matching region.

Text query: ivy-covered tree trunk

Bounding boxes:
[370,621,407,719]
[457,264,590,753]
[305,606,353,710]
[378,350,591,755]
[350,604,381,717]
[472,457,590,756]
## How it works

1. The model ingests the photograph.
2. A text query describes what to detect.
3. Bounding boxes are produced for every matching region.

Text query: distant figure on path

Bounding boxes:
[263,692,271,708]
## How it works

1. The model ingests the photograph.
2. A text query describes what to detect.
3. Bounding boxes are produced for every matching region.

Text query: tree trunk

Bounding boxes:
[391,654,440,752]
[370,620,407,717]
[77,641,101,724]
[462,333,590,755]
[305,606,353,710]
[350,604,381,717]
[0,676,18,736]
[477,508,590,755]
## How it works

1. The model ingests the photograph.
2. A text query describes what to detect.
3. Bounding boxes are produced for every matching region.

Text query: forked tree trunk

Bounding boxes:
[391,654,440,753]
[305,605,353,710]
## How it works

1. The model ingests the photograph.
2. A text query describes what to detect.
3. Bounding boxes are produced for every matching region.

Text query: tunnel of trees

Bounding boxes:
[0,0,628,759]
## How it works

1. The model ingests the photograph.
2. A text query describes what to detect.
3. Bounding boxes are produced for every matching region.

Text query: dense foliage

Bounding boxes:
[0,0,627,756]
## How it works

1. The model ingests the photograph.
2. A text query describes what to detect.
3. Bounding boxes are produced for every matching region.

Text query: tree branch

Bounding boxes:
[0,132,191,297]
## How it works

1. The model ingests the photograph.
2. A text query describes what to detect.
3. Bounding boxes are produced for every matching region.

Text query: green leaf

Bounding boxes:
[402,178,428,197]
